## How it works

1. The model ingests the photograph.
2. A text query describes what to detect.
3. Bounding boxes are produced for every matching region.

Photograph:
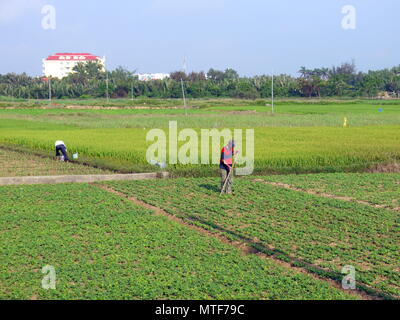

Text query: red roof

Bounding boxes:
[45,53,101,61]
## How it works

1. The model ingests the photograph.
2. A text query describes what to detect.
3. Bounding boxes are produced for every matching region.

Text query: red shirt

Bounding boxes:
[220,146,234,167]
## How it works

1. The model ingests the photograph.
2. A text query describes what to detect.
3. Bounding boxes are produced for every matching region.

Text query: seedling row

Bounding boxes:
[0,183,356,300]
[105,177,400,298]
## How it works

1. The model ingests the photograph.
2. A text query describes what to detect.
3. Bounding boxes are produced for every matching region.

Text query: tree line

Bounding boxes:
[1,61,400,100]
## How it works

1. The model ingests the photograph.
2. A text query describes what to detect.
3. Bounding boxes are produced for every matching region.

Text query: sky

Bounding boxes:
[0,0,399,76]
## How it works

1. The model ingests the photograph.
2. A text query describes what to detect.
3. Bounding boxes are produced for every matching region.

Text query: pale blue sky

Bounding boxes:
[0,0,399,76]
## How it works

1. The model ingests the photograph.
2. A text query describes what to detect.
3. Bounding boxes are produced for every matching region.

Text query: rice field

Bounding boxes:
[1,101,400,129]
[0,122,398,175]
[1,101,399,175]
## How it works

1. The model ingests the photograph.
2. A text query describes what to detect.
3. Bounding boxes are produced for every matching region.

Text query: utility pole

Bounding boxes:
[181,56,188,115]
[183,56,187,74]
[181,79,187,116]
[104,54,109,102]
[131,80,134,101]
[106,72,109,102]
[48,78,52,103]
[271,71,275,114]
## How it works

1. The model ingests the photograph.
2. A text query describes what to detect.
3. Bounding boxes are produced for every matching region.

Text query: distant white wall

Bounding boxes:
[136,73,170,81]
[42,57,106,79]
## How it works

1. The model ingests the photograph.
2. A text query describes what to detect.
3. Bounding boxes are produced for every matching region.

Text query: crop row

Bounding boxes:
[105,178,400,298]
[0,183,355,300]
[254,173,400,209]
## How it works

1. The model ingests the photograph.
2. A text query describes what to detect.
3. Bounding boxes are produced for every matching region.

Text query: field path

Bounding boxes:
[0,172,168,186]
[253,179,400,212]
[93,183,378,300]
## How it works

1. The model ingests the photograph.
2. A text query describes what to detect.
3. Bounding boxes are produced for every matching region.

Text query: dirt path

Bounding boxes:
[254,179,400,212]
[0,172,168,186]
[93,183,382,300]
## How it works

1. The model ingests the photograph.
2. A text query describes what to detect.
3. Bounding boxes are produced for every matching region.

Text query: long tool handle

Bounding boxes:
[220,158,236,196]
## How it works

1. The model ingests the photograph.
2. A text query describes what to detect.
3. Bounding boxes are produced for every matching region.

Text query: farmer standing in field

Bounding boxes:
[220,140,238,194]
[55,140,69,162]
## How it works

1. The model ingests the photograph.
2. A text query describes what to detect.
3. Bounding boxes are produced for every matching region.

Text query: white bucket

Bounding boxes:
[73,153,79,159]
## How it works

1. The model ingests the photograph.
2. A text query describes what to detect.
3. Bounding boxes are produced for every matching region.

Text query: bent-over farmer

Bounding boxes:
[55,140,69,162]
[220,140,237,194]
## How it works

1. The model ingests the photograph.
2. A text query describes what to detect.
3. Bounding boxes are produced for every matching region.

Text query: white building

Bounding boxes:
[136,73,170,81]
[42,53,106,79]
